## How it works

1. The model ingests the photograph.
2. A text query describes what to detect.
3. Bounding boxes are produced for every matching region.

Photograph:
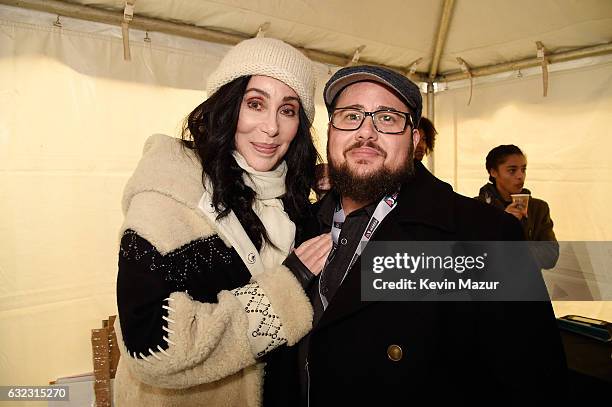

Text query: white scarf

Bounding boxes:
[198,152,295,276]
[233,152,287,200]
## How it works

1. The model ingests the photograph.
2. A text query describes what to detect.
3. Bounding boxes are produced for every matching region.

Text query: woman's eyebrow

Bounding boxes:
[245,88,299,103]
[283,96,300,103]
[244,87,269,98]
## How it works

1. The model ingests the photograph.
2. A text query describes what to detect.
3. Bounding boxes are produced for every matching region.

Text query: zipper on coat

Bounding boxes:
[305,359,311,407]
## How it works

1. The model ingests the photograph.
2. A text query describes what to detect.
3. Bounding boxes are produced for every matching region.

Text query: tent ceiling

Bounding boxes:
[9,0,612,80]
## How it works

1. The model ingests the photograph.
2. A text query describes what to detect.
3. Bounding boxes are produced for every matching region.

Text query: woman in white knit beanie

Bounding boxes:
[114,37,332,407]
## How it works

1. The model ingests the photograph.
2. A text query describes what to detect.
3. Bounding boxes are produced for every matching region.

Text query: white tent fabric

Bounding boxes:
[66,0,612,74]
[431,61,612,326]
[434,60,612,241]
[1,3,611,392]
[0,12,211,388]
[0,5,333,389]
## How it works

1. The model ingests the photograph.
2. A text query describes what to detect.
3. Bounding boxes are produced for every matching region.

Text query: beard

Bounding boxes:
[328,140,415,203]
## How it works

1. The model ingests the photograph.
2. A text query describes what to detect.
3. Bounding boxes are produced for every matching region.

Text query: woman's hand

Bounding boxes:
[293,234,332,276]
[506,201,527,220]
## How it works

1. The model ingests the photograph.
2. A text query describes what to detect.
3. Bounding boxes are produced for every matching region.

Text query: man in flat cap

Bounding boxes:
[285,65,568,406]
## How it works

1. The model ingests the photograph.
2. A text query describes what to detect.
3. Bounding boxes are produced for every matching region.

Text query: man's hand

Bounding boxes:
[294,234,332,276]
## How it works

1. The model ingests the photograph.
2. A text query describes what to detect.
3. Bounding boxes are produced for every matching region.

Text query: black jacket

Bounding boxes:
[299,162,568,406]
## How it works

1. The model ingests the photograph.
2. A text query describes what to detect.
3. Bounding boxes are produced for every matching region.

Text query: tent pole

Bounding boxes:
[0,0,246,44]
[438,42,612,82]
[2,0,610,83]
[0,0,431,82]
[429,0,456,80]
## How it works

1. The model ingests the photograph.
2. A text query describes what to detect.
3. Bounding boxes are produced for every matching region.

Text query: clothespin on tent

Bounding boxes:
[405,57,423,80]
[536,41,549,97]
[256,22,271,38]
[348,45,366,66]
[122,1,136,61]
[53,15,62,28]
[456,57,473,105]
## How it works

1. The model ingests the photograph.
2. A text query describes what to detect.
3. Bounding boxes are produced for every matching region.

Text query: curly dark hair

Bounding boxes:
[181,76,319,250]
[417,117,437,154]
[485,144,524,184]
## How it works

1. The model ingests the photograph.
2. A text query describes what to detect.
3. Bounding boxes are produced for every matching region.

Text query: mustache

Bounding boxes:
[343,141,387,157]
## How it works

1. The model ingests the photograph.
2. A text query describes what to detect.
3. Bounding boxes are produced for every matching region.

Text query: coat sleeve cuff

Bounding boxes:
[282,251,317,291]
[252,265,313,346]
[231,282,289,357]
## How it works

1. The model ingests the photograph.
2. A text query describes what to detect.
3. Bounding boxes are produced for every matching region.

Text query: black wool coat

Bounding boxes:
[297,161,568,407]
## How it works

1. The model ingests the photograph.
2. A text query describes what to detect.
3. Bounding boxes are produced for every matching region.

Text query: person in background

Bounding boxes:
[114,37,331,407]
[414,116,437,161]
[477,144,559,269]
[313,163,332,200]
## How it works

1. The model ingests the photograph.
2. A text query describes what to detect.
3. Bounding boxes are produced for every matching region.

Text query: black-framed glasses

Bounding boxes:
[330,108,413,134]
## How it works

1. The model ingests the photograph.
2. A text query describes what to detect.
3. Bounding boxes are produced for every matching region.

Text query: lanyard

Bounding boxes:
[319,191,400,309]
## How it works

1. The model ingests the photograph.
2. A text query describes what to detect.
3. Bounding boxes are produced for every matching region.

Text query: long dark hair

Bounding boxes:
[182,76,318,250]
[485,144,524,184]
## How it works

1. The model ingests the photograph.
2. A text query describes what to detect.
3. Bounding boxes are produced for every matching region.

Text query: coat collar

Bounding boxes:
[393,161,455,232]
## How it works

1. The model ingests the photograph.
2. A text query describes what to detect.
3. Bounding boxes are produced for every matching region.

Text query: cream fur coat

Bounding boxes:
[113,134,313,406]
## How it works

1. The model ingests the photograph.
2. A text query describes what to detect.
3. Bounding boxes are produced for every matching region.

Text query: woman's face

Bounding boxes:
[490,154,527,199]
[235,75,300,171]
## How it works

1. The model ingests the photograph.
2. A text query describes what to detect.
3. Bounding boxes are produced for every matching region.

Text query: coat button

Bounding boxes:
[387,344,403,362]
[247,252,256,264]
[340,238,348,245]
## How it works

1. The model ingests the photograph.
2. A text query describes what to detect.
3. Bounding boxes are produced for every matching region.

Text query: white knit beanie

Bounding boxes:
[206,37,316,123]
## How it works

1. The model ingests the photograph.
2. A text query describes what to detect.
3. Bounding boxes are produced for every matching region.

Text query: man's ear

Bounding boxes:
[412,128,421,150]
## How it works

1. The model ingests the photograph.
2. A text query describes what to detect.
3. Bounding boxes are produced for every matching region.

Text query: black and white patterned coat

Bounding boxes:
[113,134,312,407]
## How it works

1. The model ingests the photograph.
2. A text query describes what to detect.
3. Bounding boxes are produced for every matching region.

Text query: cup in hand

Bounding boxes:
[510,193,530,212]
